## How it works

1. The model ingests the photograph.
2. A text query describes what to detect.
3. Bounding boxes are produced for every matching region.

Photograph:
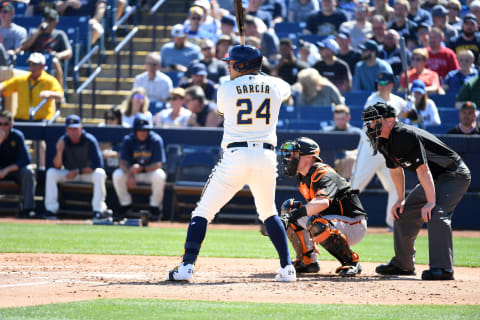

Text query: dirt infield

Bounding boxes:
[1,220,480,308]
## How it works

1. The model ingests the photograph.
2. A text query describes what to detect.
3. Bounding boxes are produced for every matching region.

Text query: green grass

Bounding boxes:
[0,299,479,320]
[1,223,479,267]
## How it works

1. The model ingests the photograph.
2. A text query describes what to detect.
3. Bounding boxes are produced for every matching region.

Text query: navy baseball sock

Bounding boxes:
[264,215,291,268]
[182,216,208,265]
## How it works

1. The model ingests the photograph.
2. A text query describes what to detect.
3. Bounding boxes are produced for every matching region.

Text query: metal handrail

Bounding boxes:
[29,99,48,121]
[114,26,138,90]
[73,45,100,90]
[76,66,102,119]
[47,110,61,125]
[111,5,137,47]
[150,0,166,51]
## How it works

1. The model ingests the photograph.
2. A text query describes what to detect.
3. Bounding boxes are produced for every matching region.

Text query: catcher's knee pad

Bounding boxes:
[307,216,332,243]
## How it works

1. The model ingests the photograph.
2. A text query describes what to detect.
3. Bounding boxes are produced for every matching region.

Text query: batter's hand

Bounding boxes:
[421,202,435,223]
[392,200,405,221]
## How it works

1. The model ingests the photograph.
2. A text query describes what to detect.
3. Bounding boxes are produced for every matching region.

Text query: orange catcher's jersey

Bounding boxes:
[217,73,291,149]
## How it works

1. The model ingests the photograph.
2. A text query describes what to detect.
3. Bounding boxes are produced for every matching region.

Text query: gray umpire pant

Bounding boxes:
[391,161,471,272]
[4,166,36,210]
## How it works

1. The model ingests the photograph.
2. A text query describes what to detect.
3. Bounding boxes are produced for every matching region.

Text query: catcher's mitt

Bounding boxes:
[279,198,303,228]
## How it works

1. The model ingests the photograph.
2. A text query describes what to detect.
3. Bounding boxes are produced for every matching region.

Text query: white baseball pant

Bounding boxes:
[296,214,367,246]
[44,168,107,213]
[192,145,278,223]
[351,137,397,228]
[112,168,166,207]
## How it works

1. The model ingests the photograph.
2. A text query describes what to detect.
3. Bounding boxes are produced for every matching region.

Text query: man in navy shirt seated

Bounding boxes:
[112,113,167,220]
[0,110,36,218]
[44,115,109,220]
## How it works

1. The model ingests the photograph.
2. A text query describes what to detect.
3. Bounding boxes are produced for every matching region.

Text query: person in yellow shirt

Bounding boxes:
[0,52,63,121]
[0,52,63,169]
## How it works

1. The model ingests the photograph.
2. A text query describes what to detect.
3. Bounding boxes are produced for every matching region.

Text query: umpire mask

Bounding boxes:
[362,102,395,155]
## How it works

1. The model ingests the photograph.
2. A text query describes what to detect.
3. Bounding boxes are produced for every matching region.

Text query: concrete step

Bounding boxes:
[110,37,170,53]
[68,76,134,91]
[126,24,171,38]
[61,103,113,119]
[76,63,144,78]
[138,11,187,25]
[67,89,130,105]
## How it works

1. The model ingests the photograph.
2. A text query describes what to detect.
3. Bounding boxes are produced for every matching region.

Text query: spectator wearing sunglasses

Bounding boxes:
[120,87,153,127]
[185,38,228,84]
[154,88,192,128]
[133,52,172,103]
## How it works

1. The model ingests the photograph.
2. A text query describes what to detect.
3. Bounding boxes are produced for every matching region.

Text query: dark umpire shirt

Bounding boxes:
[378,122,461,179]
[296,162,366,218]
[0,128,31,169]
[61,131,103,171]
[120,131,166,166]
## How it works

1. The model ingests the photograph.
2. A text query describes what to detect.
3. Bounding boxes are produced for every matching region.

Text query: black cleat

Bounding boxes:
[293,260,320,273]
[375,260,416,276]
[421,268,454,280]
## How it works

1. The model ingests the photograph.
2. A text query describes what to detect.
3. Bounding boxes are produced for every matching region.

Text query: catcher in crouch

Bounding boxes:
[279,137,367,276]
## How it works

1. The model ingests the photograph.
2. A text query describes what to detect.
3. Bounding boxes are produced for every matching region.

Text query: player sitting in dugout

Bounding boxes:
[278,137,367,276]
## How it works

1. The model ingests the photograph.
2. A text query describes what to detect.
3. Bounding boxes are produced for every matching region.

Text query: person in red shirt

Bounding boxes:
[400,47,443,94]
[427,27,459,79]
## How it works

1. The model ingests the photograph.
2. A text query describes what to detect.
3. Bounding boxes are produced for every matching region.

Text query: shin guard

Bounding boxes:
[307,216,359,266]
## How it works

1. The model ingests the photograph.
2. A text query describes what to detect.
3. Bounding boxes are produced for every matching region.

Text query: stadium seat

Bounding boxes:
[349,105,364,122]
[288,119,324,130]
[344,91,371,107]
[437,108,459,124]
[279,104,297,120]
[148,100,166,116]
[425,124,452,134]
[430,93,457,108]
[57,16,92,65]
[298,106,332,121]
[13,2,27,16]
[297,34,327,46]
[13,16,43,32]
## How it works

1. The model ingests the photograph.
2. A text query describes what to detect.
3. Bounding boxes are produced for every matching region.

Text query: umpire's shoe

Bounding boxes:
[421,268,454,280]
[375,260,416,276]
[275,264,297,282]
[167,262,195,281]
[336,262,362,277]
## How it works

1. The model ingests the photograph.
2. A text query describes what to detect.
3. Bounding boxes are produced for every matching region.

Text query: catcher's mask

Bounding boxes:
[280,137,321,176]
[362,102,396,154]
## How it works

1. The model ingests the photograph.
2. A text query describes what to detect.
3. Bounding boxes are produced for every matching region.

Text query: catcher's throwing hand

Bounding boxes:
[421,201,436,223]
[391,199,405,221]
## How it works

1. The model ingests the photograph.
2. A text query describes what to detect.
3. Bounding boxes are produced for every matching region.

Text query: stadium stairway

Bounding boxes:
[61,1,191,122]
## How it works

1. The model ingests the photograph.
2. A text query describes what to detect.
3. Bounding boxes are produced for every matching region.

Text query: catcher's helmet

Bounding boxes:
[222,45,263,72]
[280,137,321,176]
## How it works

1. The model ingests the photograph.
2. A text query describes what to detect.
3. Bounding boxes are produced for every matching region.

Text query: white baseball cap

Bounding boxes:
[171,24,186,38]
[27,52,46,65]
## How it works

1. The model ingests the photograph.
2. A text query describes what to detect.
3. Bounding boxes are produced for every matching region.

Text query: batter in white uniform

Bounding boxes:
[168,45,296,282]
[351,72,405,229]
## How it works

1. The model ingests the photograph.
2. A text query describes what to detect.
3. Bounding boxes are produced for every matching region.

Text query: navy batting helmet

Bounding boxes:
[222,45,263,72]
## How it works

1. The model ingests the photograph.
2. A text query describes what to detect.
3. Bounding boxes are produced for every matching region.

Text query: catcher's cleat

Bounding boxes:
[375,260,416,276]
[336,262,362,277]
[167,262,194,281]
[275,264,297,282]
[293,260,320,273]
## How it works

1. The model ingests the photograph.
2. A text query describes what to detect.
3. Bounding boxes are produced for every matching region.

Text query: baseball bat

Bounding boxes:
[234,0,245,45]
[399,37,409,98]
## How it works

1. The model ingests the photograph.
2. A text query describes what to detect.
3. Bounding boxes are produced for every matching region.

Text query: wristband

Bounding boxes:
[290,206,307,222]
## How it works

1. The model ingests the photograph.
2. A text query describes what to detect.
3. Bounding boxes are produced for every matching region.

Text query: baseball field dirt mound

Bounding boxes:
[1,253,479,308]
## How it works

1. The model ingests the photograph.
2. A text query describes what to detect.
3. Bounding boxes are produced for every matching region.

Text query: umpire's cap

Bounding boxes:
[133,113,152,131]
[222,45,263,72]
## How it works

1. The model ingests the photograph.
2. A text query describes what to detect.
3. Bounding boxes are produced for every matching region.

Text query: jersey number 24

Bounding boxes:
[236,98,271,125]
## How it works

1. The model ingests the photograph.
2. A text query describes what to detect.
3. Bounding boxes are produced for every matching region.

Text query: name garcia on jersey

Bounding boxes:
[236,84,270,94]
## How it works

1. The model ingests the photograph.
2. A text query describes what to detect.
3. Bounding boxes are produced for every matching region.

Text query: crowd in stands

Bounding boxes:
[0,0,479,219]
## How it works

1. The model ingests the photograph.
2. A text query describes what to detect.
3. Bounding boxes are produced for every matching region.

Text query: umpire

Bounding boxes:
[363,102,471,280]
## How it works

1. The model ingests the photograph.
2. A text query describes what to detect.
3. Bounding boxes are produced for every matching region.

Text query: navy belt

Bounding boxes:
[227,142,274,151]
